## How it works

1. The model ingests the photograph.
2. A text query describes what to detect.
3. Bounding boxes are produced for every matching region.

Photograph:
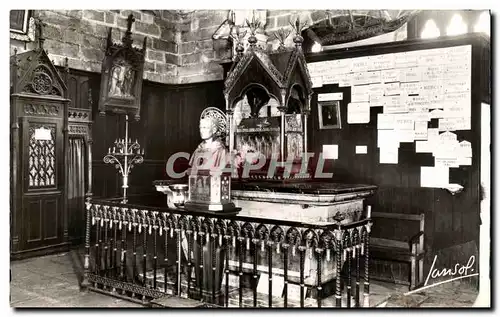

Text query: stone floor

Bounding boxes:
[10,248,479,308]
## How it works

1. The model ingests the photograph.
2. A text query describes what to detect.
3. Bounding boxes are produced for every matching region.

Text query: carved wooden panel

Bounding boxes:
[28,124,56,188]
[23,64,63,97]
[23,195,63,252]
[43,198,58,240]
[24,103,61,117]
[68,124,89,136]
[26,200,42,243]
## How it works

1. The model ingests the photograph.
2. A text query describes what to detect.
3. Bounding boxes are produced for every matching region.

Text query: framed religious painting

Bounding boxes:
[318,100,342,129]
[10,10,35,42]
[98,14,146,121]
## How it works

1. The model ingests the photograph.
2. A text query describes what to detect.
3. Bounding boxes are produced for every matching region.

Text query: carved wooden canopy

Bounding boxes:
[10,47,67,98]
[98,14,147,121]
[223,25,313,115]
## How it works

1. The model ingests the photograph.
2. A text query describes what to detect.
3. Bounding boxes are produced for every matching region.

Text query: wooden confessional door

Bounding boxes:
[20,116,65,253]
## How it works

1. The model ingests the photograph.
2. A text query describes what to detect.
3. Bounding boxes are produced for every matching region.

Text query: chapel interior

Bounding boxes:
[9,9,491,308]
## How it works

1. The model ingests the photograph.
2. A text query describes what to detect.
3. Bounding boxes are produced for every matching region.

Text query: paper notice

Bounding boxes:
[444,64,471,79]
[384,103,409,114]
[312,77,323,88]
[351,85,370,102]
[416,141,433,153]
[444,101,471,118]
[421,166,450,188]
[458,156,472,166]
[366,71,382,84]
[356,145,368,154]
[427,128,440,143]
[439,117,471,131]
[323,144,338,159]
[383,83,401,96]
[412,112,432,122]
[430,109,446,119]
[34,127,52,141]
[444,92,471,103]
[394,115,414,130]
[433,139,459,158]
[378,113,395,130]
[419,52,447,66]
[397,129,415,143]
[419,80,444,96]
[378,129,400,148]
[400,82,421,95]
[370,94,385,107]
[369,83,385,97]
[444,78,471,94]
[415,122,428,140]
[459,140,472,157]
[318,92,343,101]
[439,131,458,142]
[406,95,431,108]
[421,66,444,81]
[347,102,370,124]
[435,158,460,168]
[380,146,399,164]
[338,73,353,87]
[381,69,401,83]
[401,67,422,82]
[322,74,339,85]
[351,57,370,73]
[370,53,395,71]
[395,52,418,68]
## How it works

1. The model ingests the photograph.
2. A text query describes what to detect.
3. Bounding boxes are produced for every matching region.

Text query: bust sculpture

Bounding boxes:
[185,107,237,214]
[189,115,228,171]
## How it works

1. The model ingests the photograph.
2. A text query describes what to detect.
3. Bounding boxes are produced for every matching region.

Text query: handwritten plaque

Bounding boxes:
[383,82,401,96]
[347,102,370,124]
[351,85,371,102]
[318,92,343,101]
[415,121,428,140]
[378,113,395,130]
[381,69,401,83]
[439,117,471,131]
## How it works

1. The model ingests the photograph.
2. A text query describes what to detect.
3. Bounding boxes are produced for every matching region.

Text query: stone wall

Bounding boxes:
[10,9,407,85]
[10,10,180,84]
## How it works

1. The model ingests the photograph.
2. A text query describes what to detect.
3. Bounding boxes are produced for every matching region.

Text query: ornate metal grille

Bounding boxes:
[28,124,56,188]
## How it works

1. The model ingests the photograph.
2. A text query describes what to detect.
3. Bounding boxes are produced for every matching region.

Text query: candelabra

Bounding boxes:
[103,114,145,203]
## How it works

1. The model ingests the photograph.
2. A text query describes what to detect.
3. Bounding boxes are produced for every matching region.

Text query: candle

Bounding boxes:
[108,147,111,154]
[129,138,131,144]
[135,139,138,144]
[142,148,145,155]
[367,205,372,218]
[112,147,116,153]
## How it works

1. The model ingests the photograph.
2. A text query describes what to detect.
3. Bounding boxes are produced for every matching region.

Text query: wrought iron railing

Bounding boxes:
[82,198,373,308]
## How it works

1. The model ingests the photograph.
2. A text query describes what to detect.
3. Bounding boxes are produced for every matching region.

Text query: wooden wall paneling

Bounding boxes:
[432,190,454,250]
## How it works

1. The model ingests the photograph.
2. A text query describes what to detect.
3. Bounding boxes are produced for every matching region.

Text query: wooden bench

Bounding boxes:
[370,212,425,290]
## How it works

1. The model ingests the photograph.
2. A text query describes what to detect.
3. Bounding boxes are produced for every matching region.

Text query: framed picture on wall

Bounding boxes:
[318,100,342,129]
[10,10,35,42]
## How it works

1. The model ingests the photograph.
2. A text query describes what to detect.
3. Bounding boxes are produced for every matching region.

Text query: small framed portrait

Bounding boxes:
[10,10,35,42]
[318,100,342,129]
